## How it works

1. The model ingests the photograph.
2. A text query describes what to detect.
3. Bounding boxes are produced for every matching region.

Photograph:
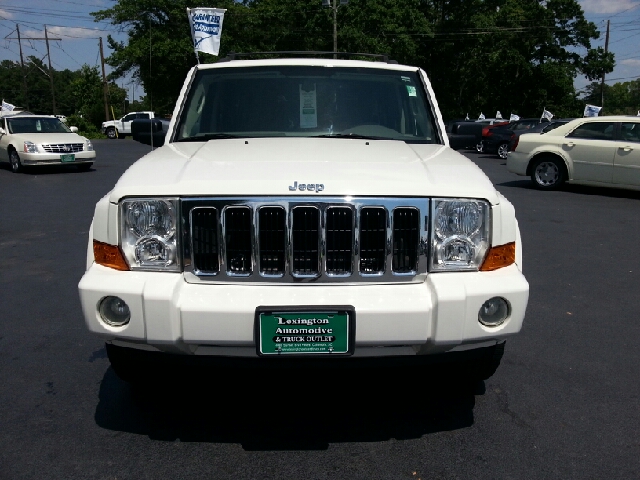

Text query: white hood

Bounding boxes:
[110,138,499,204]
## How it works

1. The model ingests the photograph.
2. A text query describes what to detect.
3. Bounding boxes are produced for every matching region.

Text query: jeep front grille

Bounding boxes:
[183,197,429,283]
[42,143,85,153]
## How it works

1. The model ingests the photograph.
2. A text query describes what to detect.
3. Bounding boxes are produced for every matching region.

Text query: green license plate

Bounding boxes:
[257,309,352,356]
[60,154,75,162]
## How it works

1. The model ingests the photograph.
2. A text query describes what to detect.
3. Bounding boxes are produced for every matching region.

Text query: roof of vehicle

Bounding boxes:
[197,56,419,73]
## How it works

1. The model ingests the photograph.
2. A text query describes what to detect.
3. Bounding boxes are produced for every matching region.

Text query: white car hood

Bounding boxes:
[110,138,499,204]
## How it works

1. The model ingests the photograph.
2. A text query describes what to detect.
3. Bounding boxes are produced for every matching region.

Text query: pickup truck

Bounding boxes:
[79,53,529,385]
[101,111,157,139]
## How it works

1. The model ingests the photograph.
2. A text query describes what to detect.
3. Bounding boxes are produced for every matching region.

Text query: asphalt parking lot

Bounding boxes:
[0,140,639,479]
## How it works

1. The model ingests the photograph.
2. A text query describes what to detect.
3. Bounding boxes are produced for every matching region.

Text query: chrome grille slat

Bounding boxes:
[183,197,429,284]
[42,143,84,153]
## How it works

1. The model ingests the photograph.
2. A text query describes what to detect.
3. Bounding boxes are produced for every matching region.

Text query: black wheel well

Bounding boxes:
[527,153,568,178]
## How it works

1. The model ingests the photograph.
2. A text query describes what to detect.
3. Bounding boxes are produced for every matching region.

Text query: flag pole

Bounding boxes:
[186,9,200,64]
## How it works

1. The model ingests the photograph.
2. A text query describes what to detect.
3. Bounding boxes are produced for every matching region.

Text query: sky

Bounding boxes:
[1,0,639,104]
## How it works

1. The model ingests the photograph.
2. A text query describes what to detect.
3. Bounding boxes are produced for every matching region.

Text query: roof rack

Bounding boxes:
[218,51,398,64]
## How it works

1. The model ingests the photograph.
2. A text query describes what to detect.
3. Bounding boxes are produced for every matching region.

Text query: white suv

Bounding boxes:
[78,54,529,383]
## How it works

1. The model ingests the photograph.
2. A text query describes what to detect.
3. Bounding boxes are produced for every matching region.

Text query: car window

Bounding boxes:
[122,114,136,122]
[620,122,640,143]
[138,113,150,119]
[567,122,615,141]
[176,66,439,143]
[6,117,71,134]
[542,122,566,133]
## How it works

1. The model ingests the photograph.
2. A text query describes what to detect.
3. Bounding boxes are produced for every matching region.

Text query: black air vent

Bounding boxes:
[291,207,320,276]
[258,207,286,275]
[326,207,353,275]
[359,207,387,274]
[224,207,252,274]
[191,208,219,273]
[392,208,419,273]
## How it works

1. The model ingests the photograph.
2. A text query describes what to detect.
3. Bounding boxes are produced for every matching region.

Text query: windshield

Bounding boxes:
[175,65,440,143]
[6,117,71,134]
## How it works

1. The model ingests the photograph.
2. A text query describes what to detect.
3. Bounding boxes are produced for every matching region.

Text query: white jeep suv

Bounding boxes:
[78,54,529,382]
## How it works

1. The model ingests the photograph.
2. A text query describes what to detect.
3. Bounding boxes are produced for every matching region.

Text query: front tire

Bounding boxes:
[497,142,509,159]
[106,127,117,139]
[530,156,565,190]
[9,149,22,173]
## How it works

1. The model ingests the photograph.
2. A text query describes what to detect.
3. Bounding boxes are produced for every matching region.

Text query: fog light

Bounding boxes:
[98,296,131,326]
[478,297,509,327]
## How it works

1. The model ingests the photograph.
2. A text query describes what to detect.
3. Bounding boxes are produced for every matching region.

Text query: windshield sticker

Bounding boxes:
[406,85,417,97]
[401,76,411,82]
[299,83,317,129]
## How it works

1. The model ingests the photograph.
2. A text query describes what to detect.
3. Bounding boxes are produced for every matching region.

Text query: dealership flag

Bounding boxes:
[465,113,469,120]
[541,109,554,120]
[1,99,15,111]
[584,104,602,117]
[496,111,503,119]
[478,112,485,120]
[510,114,520,121]
[187,8,226,57]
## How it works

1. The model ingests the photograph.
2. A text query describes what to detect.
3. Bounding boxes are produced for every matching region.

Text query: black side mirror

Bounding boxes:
[131,119,168,147]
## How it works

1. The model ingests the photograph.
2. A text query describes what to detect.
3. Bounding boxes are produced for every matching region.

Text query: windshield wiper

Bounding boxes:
[175,133,242,142]
[315,133,388,140]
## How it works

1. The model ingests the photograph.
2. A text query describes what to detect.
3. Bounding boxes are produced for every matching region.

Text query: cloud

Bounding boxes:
[580,0,640,14]
[0,8,15,19]
[621,58,640,67]
[23,26,103,40]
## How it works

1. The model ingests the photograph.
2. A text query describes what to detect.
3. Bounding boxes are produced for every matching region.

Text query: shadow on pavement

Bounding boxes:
[95,365,480,450]
[497,179,640,199]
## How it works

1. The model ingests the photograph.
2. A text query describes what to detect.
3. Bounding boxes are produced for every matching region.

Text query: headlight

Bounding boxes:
[120,198,180,271]
[86,140,94,151]
[430,199,490,271]
[23,141,38,153]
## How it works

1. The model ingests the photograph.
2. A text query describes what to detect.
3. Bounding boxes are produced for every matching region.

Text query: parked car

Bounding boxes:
[508,119,574,151]
[508,116,640,190]
[102,111,158,139]
[446,120,484,150]
[481,118,549,159]
[474,119,509,152]
[0,114,95,173]
[78,53,528,384]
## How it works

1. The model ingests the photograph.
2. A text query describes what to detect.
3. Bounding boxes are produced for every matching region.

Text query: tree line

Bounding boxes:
[4,0,637,130]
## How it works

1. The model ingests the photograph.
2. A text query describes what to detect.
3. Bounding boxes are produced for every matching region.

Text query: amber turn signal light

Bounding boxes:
[480,242,516,272]
[93,240,129,271]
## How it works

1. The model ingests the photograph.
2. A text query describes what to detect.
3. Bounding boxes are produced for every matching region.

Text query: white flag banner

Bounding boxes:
[584,104,602,117]
[637,110,640,116]
[542,109,554,120]
[478,112,485,120]
[465,113,469,120]
[1,99,15,111]
[187,7,227,56]
[510,114,520,121]
[496,111,503,119]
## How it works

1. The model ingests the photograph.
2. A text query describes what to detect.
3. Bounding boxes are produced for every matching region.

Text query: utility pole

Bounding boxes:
[16,24,29,111]
[323,0,348,59]
[99,37,110,122]
[44,26,56,114]
[601,19,610,109]
[8,26,62,112]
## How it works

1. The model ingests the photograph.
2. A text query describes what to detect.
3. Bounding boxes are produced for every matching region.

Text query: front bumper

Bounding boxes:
[21,151,96,166]
[79,264,529,358]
